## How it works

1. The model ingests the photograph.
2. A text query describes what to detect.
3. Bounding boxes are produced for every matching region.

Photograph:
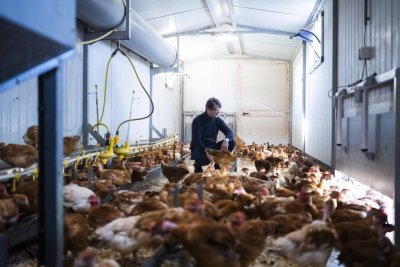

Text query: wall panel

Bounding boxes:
[335,0,399,200]
[303,0,333,166]
[87,42,152,145]
[291,47,303,149]
[184,59,289,145]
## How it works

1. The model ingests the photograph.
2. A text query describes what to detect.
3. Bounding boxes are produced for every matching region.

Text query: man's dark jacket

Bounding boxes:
[190,112,234,165]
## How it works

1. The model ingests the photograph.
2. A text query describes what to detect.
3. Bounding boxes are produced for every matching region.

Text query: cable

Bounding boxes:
[76,29,117,46]
[91,122,110,132]
[116,53,154,133]
[98,55,114,124]
[359,0,369,81]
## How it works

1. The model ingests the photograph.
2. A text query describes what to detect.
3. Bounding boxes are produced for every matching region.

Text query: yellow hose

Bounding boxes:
[91,122,110,132]
[116,54,154,133]
[98,55,114,124]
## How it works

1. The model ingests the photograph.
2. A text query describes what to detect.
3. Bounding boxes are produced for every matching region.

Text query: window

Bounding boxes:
[307,10,324,73]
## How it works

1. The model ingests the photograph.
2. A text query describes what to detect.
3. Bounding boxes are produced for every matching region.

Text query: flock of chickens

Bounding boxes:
[0,125,80,168]
[61,137,400,266]
[1,128,400,267]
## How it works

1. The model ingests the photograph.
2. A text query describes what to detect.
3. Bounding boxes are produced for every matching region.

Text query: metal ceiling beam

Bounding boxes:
[203,0,238,54]
[213,53,290,62]
[224,0,243,54]
[237,24,296,36]
[162,26,215,38]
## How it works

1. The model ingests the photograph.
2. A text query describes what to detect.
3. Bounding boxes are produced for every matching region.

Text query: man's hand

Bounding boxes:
[221,139,229,151]
[206,150,213,162]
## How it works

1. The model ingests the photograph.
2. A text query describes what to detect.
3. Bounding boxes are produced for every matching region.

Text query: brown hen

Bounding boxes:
[64,135,81,155]
[64,213,89,255]
[87,204,125,229]
[23,125,39,148]
[0,193,29,231]
[161,162,189,183]
[15,180,38,214]
[205,148,237,166]
[0,143,38,168]
[163,219,240,267]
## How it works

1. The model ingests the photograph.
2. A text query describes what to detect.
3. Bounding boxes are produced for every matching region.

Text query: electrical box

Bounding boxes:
[358,47,374,60]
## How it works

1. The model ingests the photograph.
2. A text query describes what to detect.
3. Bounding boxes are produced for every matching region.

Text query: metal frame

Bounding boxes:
[394,68,400,245]
[38,68,64,266]
[331,0,339,170]
[334,67,400,244]
[82,43,90,149]
[302,42,307,152]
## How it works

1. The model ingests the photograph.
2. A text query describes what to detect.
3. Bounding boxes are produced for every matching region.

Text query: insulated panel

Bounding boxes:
[183,59,289,145]
[0,78,38,144]
[87,41,151,145]
[303,0,334,166]
[183,60,236,113]
[336,112,394,197]
[239,115,288,145]
[238,61,289,145]
[0,32,83,144]
[336,0,400,196]
[151,72,183,139]
[291,46,303,149]
[62,42,83,136]
[338,0,395,86]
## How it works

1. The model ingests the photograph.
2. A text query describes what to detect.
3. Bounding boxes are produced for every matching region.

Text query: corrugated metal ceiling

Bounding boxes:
[132,0,319,62]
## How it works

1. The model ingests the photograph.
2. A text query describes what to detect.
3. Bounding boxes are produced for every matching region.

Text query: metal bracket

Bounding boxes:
[365,73,377,86]
[354,87,363,103]
[150,66,179,76]
[84,0,131,41]
[87,123,106,146]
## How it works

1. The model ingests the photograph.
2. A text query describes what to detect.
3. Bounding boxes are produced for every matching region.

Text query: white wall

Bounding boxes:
[183,59,290,145]
[0,42,83,144]
[87,41,152,144]
[291,45,304,149]
[183,60,236,113]
[303,0,334,166]
[151,73,183,139]
[0,28,180,146]
[290,0,333,166]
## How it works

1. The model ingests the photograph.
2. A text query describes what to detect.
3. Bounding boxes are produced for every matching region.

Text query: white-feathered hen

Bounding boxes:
[95,216,143,256]
[63,183,100,212]
[287,162,300,179]
[274,220,339,267]
[273,202,340,267]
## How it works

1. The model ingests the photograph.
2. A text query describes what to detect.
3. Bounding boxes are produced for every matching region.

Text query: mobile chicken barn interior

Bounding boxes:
[1,0,400,266]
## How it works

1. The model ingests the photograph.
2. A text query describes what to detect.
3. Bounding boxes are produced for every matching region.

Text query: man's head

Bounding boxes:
[205,97,221,118]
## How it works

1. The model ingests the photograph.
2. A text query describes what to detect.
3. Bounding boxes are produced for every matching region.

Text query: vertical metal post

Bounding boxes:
[149,67,154,141]
[331,0,339,170]
[336,96,343,146]
[394,68,400,245]
[302,41,307,152]
[361,88,369,151]
[38,68,64,266]
[82,44,89,149]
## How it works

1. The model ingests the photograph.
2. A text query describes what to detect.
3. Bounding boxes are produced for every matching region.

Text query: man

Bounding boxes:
[190,97,236,173]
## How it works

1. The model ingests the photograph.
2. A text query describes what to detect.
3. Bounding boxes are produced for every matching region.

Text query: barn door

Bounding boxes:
[237,61,289,145]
